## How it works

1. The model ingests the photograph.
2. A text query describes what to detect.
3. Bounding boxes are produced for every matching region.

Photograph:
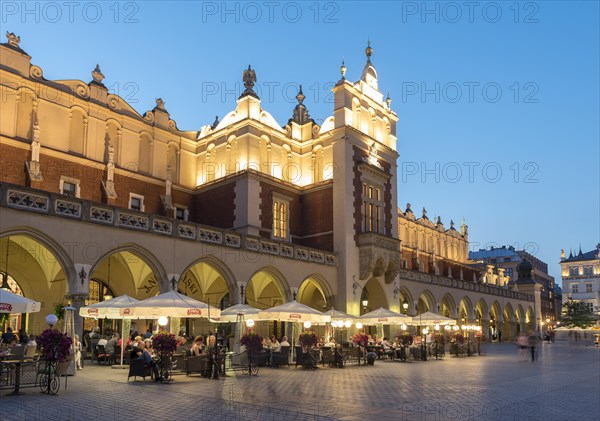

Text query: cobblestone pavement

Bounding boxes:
[1,342,598,421]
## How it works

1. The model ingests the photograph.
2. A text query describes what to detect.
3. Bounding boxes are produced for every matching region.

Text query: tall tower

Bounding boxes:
[331,43,400,314]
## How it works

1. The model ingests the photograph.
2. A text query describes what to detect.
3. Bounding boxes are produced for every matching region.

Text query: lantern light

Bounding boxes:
[356,322,363,330]
[246,319,255,327]
[344,320,352,328]
[303,321,312,329]
[158,316,168,327]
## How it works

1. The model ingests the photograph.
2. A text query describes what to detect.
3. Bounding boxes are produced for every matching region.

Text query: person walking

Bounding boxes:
[528,330,538,362]
[515,332,528,362]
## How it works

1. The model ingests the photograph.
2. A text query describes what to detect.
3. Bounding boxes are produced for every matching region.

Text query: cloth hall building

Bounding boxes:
[0,33,535,340]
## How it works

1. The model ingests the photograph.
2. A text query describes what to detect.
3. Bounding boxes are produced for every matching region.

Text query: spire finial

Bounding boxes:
[240,64,258,99]
[91,64,105,84]
[296,85,305,104]
[340,58,347,80]
[386,92,391,108]
[365,39,373,62]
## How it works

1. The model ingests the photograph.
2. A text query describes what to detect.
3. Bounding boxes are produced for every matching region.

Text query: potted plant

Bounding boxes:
[351,332,369,347]
[152,331,178,381]
[299,331,318,349]
[400,332,413,346]
[240,329,262,375]
[152,331,177,355]
[37,329,72,394]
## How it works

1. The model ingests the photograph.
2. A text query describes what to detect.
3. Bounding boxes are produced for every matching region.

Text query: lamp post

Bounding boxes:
[45,314,58,329]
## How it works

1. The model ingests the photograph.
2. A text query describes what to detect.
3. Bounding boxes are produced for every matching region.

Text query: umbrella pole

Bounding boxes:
[120,319,125,366]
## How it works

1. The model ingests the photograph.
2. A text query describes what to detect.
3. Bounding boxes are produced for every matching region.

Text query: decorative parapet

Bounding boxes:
[225,233,241,248]
[198,227,222,244]
[90,205,114,224]
[152,218,172,235]
[0,183,337,267]
[177,223,196,240]
[397,268,533,302]
[54,199,81,219]
[6,189,49,213]
[117,211,149,231]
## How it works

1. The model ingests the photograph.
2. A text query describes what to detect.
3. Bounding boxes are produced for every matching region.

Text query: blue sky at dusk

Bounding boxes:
[3,1,599,280]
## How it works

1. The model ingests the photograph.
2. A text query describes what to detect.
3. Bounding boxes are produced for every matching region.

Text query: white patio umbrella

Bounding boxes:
[79,294,140,318]
[258,300,330,324]
[358,307,411,325]
[79,295,141,366]
[324,308,357,344]
[411,311,456,326]
[359,307,411,340]
[216,303,261,323]
[259,301,330,359]
[120,290,221,319]
[0,289,41,313]
[324,308,357,324]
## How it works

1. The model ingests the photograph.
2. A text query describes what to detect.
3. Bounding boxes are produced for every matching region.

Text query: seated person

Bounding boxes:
[324,337,336,347]
[136,341,160,381]
[26,334,37,348]
[271,336,281,352]
[190,336,205,356]
[105,333,119,356]
[262,337,272,350]
[97,335,108,348]
[143,339,155,356]
[280,336,290,347]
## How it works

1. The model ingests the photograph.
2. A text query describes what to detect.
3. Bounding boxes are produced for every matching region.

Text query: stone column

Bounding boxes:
[67,293,89,340]
[482,319,490,342]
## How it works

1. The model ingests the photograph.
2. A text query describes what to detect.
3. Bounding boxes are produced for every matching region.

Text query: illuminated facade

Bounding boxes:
[0,33,533,340]
[560,245,600,322]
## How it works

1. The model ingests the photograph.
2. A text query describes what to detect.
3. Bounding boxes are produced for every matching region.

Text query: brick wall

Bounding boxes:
[192,182,236,228]
[0,143,28,186]
[300,187,333,251]
[352,145,365,244]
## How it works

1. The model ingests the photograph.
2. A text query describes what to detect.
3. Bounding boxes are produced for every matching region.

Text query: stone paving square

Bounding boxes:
[1,343,598,421]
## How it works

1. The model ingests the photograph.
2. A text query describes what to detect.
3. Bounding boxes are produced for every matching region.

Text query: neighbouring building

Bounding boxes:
[0,33,534,341]
[469,246,559,329]
[560,245,600,324]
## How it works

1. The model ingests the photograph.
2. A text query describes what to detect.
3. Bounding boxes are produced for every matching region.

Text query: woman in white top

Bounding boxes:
[280,336,290,347]
[271,336,281,352]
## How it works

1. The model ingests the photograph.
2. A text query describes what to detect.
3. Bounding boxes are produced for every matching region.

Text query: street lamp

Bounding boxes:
[45,314,58,329]
[402,298,409,315]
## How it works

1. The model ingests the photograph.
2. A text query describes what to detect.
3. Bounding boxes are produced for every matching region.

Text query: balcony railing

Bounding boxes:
[397,268,533,302]
[0,183,337,267]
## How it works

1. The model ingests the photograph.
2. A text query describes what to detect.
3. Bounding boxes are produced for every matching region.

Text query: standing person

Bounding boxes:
[528,330,538,362]
[515,332,528,362]
[74,334,83,370]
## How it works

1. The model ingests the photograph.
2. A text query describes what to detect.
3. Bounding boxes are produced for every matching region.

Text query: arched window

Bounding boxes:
[69,108,86,155]
[312,146,324,183]
[352,98,361,130]
[16,90,35,140]
[105,122,120,165]
[85,279,114,307]
[138,133,152,174]
[167,144,178,183]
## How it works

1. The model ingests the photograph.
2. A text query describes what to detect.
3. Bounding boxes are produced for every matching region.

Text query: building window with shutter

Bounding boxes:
[273,196,289,240]
[129,193,145,212]
[362,182,382,233]
[59,176,80,198]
